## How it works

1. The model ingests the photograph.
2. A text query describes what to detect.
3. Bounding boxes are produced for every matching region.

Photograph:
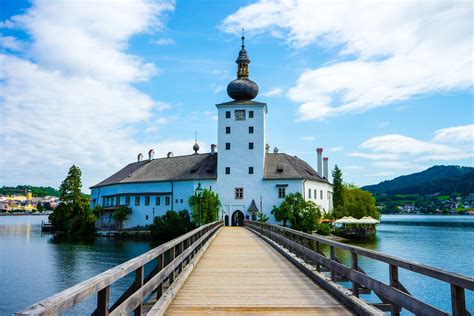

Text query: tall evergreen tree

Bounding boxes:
[332,165,344,209]
[59,165,82,205]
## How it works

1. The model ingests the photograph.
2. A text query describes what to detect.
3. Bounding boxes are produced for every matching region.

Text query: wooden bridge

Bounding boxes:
[16,221,473,316]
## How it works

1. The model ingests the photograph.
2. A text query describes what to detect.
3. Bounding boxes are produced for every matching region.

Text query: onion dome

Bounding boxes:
[227,31,259,101]
[193,141,200,154]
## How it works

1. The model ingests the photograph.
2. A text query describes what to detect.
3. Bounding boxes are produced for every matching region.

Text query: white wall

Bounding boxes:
[91,180,215,229]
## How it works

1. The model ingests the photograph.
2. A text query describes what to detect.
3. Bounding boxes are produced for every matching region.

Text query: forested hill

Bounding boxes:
[0,185,59,197]
[362,165,474,195]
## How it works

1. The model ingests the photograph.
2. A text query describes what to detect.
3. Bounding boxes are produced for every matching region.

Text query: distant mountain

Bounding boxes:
[362,166,474,195]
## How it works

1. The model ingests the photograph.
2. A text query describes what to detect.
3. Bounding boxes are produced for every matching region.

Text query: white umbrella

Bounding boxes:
[334,216,359,224]
[358,216,380,224]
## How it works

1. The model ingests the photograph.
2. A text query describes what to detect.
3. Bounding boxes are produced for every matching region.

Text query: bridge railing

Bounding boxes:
[16,221,223,315]
[246,221,473,316]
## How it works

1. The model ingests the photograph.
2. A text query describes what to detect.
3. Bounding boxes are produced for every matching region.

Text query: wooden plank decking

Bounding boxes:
[164,227,354,315]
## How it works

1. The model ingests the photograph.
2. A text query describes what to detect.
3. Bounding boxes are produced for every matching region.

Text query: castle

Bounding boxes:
[90,36,333,228]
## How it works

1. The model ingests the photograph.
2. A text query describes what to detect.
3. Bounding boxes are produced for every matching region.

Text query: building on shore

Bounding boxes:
[90,37,333,229]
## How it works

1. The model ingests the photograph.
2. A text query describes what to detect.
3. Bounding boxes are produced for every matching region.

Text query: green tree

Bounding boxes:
[188,189,221,225]
[331,184,380,219]
[49,165,96,237]
[36,204,45,213]
[257,212,269,223]
[113,206,132,229]
[150,210,196,244]
[272,193,322,233]
[59,165,82,205]
[332,165,344,209]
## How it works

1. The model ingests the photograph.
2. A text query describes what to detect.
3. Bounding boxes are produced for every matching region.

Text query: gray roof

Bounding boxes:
[91,154,217,188]
[264,153,328,183]
[91,152,328,189]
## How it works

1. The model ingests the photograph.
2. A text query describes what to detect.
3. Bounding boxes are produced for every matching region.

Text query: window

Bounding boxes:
[155,196,160,206]
[308,189,312,199]
[225,111,231,118]
[249,167,254,174]
[180,199,183,203]
[175,199,178,204]
[165,196,170,205]
[278,187,286,198]
[249,126,254,134]
[235,110,246,120]
[226,142,231,150]
[116,196,120,205]
[125,196,130,206]
[145,196,150,206]
[235,187,244,199]
[145,215,149,220]
[314,189,317,200]
[249,111,254,118]
[248,142,254,149]
[320,190,323,199]
[135,196,140,206]
[328,191,331,200]
[226,126,231,134]
[225,167,230,174]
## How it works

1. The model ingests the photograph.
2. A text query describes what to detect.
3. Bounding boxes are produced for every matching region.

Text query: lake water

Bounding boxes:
[0,215,472,314]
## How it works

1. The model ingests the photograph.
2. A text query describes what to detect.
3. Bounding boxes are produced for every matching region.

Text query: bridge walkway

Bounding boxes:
[163,227,354,315]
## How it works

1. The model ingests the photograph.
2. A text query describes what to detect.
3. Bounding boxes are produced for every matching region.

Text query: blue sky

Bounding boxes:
[0,0,473,190]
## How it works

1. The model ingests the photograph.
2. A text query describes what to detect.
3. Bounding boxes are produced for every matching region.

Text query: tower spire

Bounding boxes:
[226,32,259,101]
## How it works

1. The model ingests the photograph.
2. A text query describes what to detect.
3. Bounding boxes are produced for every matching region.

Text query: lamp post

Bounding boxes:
[195,182,204,226]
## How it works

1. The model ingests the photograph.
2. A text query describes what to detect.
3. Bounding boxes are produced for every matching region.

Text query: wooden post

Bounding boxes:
[133,266,144,316]
[315,241,321,272]
[451,284,466,316]
[97,286,109,316]
[156,253,164,299]
[351,252,360,297]
[330,246,336,281]
[389,264,401,316]
[170,246,176,284]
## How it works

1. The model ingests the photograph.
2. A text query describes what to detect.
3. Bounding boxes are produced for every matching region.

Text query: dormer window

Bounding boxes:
[235,110,246,120]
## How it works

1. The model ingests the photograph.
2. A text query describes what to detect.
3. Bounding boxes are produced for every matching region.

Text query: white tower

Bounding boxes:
[215,34,267,225]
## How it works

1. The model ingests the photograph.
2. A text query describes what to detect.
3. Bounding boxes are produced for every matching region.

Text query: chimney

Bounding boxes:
[137,153,143,162]
[273,147,279,153]
[211,144,217,155]
[316,148,323,176]
[265,144,270,154]
[148,149,155,161]
[167,152,174,158]
[323,157,329,179]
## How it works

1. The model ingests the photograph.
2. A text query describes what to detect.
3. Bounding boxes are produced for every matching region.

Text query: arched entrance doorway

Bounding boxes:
[224,215,229,226]
[231,210,244,226]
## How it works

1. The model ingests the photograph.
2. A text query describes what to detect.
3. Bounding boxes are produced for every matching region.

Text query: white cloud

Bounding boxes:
[372,161,427,171]
[432,124,474,144]
[328,146,343,152]
[210,83,226,94]
[263,87,284,97]
[0,35,24,51]
[369,171,395,177]
[222,1,473,120]
[377,122,390,129]
[349,152,400,160]
[0,0,181,189]
[343,165,363,171]
[151,37,175,45]
[300,136,316,141]
[353,124,474,164]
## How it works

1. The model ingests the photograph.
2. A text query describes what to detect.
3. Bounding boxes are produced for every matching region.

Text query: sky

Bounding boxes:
[0,0,473,191]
